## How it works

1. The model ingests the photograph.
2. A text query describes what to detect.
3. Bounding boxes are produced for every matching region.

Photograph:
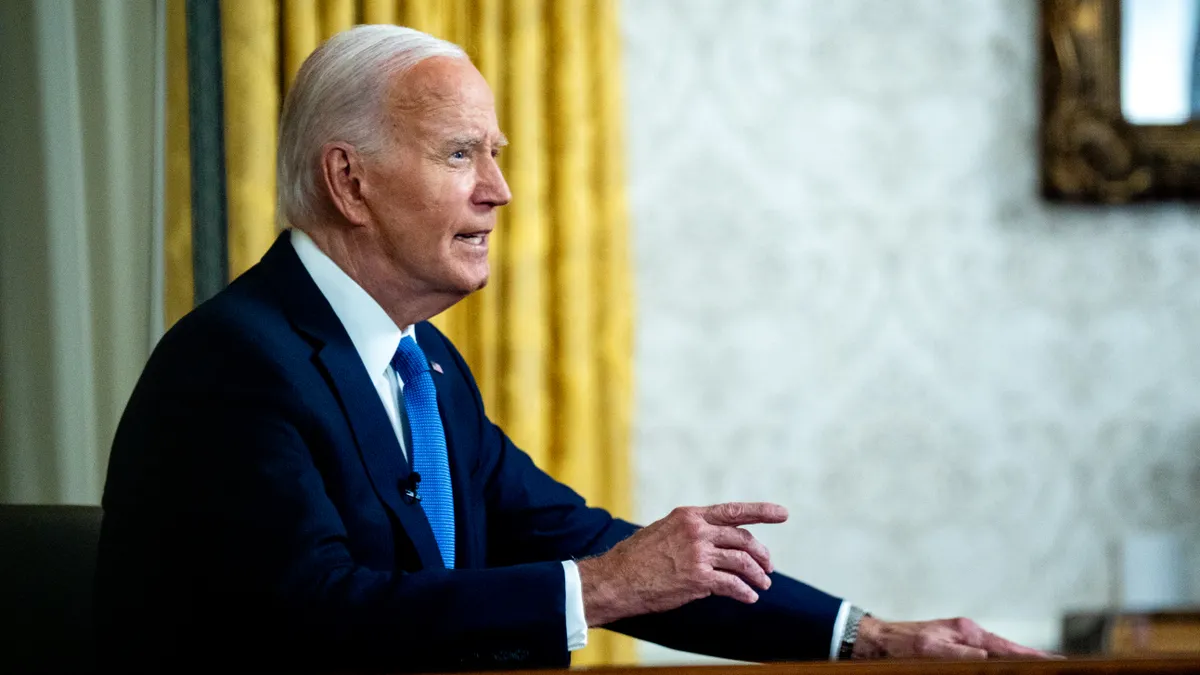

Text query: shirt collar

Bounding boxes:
[290,228,415,378]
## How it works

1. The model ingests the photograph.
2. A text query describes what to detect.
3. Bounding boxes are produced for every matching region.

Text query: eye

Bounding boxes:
[450,150,467,161]
[491,147,502,159]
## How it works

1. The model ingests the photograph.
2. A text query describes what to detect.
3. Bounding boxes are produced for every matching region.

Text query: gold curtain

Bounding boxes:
[165,0,635,665]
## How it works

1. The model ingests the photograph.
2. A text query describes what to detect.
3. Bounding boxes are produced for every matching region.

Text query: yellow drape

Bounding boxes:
[165,0,635,665]
[164,0,192,326]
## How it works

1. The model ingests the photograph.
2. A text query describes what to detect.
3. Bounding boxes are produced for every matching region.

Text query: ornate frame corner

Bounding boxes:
[1041,0,1200,202]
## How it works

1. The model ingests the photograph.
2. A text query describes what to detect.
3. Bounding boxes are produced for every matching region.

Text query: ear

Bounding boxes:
[319,142,372,227]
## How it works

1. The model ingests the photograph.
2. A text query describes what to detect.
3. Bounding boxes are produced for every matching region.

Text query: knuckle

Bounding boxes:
[682,516,706,537]
[952,617,974,633]
[755,546,771,564]
[750,542,770,562]
[914,634,936,655]
[720,576,748,595]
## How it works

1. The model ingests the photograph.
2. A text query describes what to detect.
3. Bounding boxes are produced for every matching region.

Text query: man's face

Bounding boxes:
[362,57,510,297]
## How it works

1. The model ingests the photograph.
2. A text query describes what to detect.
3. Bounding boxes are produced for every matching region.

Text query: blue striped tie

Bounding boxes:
[391,336,455,568]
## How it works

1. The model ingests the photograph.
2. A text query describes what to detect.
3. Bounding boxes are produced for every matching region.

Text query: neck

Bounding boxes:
[300,223,465,329]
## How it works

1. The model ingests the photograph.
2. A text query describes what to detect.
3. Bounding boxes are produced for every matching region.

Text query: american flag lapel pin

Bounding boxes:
[431,361,444,374]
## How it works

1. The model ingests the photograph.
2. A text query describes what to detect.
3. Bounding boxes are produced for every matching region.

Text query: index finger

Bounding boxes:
[702,502,789,527]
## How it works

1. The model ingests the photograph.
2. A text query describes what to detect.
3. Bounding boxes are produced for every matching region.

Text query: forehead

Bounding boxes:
[386,56,498,134]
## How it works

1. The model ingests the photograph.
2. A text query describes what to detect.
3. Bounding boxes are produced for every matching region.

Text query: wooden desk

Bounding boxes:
[1065,611,1200,656]
[480,659,1200,675]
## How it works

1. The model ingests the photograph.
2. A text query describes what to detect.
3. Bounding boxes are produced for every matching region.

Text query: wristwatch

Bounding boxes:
[838,605,870,660]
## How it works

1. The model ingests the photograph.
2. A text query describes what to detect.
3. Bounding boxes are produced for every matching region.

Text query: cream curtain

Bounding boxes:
[0,0,160,505]
[166,0,635,664]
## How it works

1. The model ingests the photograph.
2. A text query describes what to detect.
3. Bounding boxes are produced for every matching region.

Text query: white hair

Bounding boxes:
[276,25,467,228]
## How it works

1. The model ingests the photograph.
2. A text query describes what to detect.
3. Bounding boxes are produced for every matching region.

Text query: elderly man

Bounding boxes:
[96,25,1046,672]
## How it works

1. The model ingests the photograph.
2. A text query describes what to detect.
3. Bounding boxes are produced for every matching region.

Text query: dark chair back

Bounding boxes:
[0,504,103,674]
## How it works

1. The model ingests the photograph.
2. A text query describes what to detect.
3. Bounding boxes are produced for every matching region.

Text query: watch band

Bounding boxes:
[838,605,869,660]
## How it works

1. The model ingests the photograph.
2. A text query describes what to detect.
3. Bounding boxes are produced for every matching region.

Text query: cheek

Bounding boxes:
[375,167,476,247]
[448,173,478,205]
[430,175,478,229]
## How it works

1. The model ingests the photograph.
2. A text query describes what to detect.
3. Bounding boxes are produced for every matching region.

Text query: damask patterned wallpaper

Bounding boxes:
[623,0,1200,639]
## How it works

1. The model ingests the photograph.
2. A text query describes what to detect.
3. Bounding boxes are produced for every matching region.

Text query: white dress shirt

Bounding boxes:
[290,229,588,651]
[829,601,851,659]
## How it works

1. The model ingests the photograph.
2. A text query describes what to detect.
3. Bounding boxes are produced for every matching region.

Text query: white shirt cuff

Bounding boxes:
[829,600,851,660]
[563,560,588,651]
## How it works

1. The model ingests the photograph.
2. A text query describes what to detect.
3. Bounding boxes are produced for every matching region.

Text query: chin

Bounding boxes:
[446,265,489,296]
[464,271,490,293]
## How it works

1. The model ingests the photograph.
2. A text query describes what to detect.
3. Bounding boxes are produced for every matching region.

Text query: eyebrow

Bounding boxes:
[446,133,509,149]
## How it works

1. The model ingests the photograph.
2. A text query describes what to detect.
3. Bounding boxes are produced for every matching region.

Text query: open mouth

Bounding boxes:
[454,232,490,246]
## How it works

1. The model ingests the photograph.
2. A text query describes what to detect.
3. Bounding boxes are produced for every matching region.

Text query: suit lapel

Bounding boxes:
[314,344,444,569]
[260,232,444,570]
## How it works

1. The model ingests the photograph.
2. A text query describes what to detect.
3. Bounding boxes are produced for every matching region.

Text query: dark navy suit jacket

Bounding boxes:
[96,232,842,672]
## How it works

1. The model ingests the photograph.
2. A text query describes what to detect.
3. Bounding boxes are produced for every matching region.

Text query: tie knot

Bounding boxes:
[391,336,429,381]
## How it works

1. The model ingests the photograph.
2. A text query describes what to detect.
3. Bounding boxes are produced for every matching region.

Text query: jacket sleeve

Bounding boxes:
[606,573,844,662]
[472,420,843,662]
[428,327,844,663]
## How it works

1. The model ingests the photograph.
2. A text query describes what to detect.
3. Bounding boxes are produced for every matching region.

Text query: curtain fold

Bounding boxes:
[165,1,634,664]
[165,0,193,328]
[222,1,280,279]
[0,0,159,504]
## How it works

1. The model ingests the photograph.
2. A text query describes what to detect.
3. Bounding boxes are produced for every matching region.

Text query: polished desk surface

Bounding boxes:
[470,658,1200,675]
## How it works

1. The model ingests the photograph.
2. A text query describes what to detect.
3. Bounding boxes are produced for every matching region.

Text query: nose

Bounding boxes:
[474,155,512,208]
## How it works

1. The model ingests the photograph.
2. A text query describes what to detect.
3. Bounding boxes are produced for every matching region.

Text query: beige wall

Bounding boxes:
[623,0,1200,655]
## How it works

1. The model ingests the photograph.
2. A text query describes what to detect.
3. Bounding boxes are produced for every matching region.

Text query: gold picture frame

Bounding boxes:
[1041,0,1200,202]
